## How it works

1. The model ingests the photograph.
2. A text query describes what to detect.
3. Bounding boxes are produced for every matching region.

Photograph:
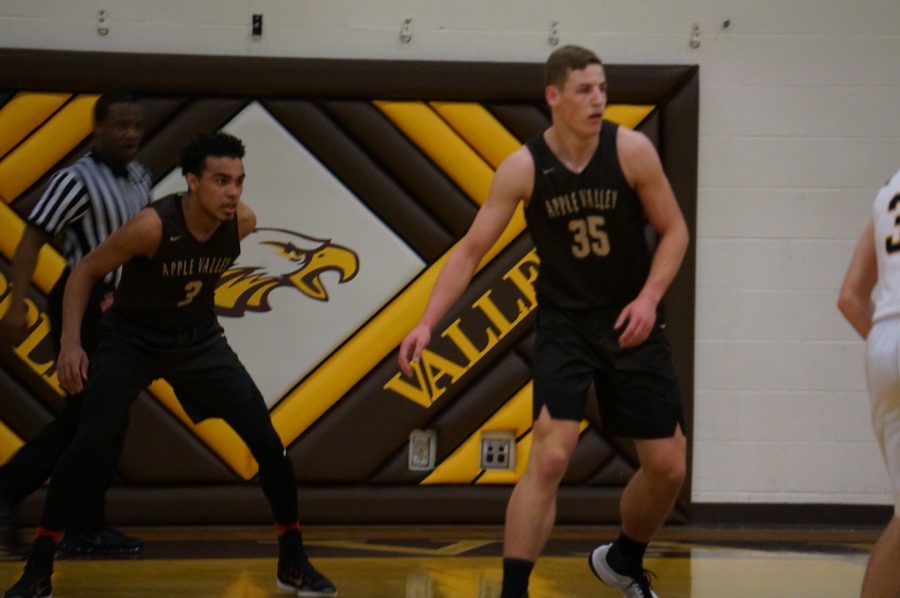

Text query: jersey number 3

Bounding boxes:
[887,193,900,254]
[569,215,610,258]
[177,280,203,307]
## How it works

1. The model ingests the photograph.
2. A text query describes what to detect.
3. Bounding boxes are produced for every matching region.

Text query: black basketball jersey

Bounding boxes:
[111,193,240,331]
[524,121,651,310]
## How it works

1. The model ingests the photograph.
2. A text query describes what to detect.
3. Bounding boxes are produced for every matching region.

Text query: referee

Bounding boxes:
[0,94,149,557]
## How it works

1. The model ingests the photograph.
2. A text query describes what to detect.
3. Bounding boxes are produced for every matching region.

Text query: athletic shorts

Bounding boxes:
[98,310,263,424]
[866,317,900,514]
[532,304,683,439]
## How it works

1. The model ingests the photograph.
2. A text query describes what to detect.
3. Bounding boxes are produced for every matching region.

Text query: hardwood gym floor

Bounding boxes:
[0,525,875,597]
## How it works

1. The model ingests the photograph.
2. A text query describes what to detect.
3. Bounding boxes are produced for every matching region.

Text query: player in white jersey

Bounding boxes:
[838,167,900,598]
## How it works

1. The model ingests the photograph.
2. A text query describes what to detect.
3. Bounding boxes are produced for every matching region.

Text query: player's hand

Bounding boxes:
[57,343,89,395]
[398,324,431,377]
[100,290,115,312]
[0,304,28,346]
[614,295,657,348]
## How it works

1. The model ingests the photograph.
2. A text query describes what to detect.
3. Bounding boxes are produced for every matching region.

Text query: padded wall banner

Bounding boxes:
[0,50,697,524]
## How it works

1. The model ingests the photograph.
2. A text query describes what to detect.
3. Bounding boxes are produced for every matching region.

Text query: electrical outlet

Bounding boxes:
[252,14,263,37]
[480,430,516,470]
[408,428,437,471]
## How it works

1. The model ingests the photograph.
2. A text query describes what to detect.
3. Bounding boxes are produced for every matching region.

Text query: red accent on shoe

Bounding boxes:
[35,527,61,543]
[275,522,301,536]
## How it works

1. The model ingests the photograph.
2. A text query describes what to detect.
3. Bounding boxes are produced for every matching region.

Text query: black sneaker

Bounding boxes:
[0,501,24,560]
[2,570,51,598]
[59,526,143,557]
[277,531,336,597]
[4,536,54,598]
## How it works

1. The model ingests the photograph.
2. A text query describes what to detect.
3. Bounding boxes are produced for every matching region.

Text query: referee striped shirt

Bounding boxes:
[28,151,152,284]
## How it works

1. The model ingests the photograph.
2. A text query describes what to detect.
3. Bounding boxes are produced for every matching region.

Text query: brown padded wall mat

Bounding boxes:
[0,49,697,524]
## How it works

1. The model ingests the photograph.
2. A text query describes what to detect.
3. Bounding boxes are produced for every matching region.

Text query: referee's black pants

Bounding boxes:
[0,276,123,531]
[40,319,298,531]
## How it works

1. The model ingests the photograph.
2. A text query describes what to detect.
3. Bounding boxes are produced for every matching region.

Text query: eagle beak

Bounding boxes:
[288,245,359,301]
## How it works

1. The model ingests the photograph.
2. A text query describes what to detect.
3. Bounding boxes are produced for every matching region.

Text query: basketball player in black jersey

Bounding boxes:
[398,46,689,598]
[4,133,336,598]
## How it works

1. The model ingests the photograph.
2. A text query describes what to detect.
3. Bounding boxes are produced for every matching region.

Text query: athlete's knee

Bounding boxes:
[530,443,572,485]
[72,426,121,459]
[641,451,686,491]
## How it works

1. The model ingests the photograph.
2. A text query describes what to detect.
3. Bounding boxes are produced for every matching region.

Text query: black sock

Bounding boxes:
[278,529,302,566]
[501,557,533,597]
[607,532,647,575]
[25,536,55,576]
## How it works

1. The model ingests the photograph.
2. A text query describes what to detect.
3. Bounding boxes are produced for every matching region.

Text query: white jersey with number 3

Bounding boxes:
[872,168,900,323]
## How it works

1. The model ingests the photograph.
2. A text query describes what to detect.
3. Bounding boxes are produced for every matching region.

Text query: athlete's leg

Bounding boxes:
[40,335,152,532]
[0,397,83,507]
[171,340,335,596]
[621,424,687,542]
[219,379,297,525]
[5,334,152,597]
[862,319,900,597]
[504,406,581,561]
[861,516,900,598]
[171,340,298,524]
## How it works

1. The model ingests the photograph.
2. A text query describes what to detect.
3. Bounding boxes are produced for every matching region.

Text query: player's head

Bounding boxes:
[179,132,246,177]
[92,93,143,168]
[544,45,607,134]
[545,45,603,89]
[180,132,246,221]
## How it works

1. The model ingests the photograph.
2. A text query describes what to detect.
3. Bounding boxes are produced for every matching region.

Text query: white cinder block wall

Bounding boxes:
[2,0,899,506]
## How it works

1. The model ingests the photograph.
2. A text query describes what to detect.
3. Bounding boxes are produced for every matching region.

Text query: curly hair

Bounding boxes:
[179,132,246,176]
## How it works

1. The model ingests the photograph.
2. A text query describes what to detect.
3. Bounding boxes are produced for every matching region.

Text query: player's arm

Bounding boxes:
[57,208,162,394]
[616,127,689,347]
[236,200,257,241]
[398,146,533,375]
[1,171,87,340]
[837,222,877,340]
[0,226,51,342]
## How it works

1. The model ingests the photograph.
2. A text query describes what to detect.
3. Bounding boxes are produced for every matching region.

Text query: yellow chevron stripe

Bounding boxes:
[0,92,71,161]
[605,104,655,128]
[0,94,97,203]
[0,202,67,293]
[149,379,260,479]
[0,419,24,467]
[374,101,495,205]
[429,102,521,169]
[423,383,533,484]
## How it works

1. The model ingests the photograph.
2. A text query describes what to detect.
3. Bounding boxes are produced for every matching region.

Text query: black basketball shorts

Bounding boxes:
[532,304,684,439]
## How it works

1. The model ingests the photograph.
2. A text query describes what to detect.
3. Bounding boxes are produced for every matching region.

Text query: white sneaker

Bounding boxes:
[588,543,658,598]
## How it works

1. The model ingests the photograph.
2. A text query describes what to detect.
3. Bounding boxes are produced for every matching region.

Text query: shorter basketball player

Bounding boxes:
[838,166,900,598]
[4,132,336,598]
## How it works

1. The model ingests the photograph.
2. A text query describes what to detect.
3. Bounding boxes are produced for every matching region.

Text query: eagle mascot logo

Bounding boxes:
[214,227,359,317]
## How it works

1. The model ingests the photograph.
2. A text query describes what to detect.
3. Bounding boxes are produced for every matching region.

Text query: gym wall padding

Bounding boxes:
[0,49,697,524]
